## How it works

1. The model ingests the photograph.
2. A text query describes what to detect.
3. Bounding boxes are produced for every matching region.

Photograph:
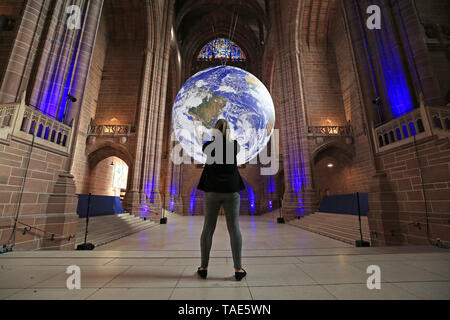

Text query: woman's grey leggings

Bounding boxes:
[200,192,242,270]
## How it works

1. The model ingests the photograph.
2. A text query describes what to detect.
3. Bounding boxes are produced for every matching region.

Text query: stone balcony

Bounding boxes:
[87,124,135,136]
[372,103,450,154]
[0,91,75,154]
[307,124,354,153]
[307,125,353,137]
[86,123,136,147]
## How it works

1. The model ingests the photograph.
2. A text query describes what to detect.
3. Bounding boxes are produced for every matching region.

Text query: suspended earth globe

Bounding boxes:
[172,66,275,165]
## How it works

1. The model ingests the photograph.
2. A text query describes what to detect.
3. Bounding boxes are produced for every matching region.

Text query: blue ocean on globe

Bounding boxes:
[172,65,275,165]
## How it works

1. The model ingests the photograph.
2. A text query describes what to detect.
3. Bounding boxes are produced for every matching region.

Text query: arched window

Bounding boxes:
[197,38,246,62]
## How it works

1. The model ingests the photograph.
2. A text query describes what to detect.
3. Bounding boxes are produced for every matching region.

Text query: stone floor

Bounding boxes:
[0,212,449,300]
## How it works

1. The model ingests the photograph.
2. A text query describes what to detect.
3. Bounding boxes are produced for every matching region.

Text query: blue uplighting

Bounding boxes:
[40,25,82,121]
[189,187,203,214]
[267,175,276,193]
[240,178,255,214]
[373,31,414,118]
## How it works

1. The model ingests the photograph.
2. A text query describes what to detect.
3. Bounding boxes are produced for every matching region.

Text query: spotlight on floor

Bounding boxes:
[277,217,285,223]
[76,243,95,250]
[160,217,167,224]
[355,240,370,247]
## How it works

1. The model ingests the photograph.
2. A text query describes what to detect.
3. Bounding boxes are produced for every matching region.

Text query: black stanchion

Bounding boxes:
[77,193,95,250]
[355,192,370,247]
[160,195,168,224]
[160,211,168,225]
[277,198,285,223]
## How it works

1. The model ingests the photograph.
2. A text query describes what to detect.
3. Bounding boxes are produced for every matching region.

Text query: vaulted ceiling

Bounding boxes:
[300,0,339,46]
[174,0,268,51]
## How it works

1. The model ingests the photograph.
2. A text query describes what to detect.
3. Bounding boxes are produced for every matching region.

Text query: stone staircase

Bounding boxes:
[75,213,158,248]
[288,212,371,246]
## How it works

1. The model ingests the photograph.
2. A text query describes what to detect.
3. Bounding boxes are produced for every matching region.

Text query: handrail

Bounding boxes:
[14,220,75,242]
[27,103,59,121]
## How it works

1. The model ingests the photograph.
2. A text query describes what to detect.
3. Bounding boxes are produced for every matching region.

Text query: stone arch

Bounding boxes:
[311,142,355,200]
[85,143,135,199]
[176,0,266,79]
[182,23,262,78]
[311,141,354,165]
[88,144,134,171]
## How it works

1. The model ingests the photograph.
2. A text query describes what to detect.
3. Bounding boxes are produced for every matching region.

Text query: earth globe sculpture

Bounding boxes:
[172,65,275,165]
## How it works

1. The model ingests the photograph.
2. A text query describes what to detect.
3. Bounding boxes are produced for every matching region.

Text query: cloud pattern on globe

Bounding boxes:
[172,66,275,165]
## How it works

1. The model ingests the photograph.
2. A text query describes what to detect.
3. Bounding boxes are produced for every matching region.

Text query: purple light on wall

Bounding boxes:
[140,201,149,218]
[267,175,275,193]
[40,21,82,121]
[296,195,305,217]
[373,30,414,118]
[189,187,200,214]
[144,181,157,205]
[241,177,255,214]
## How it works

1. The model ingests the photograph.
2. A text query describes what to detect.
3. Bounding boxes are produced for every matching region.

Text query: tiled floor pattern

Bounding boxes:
[1,212,449,300]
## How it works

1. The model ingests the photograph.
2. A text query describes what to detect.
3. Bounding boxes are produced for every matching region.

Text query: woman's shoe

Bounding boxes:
[197,267,207,279]
[235,268,247,281]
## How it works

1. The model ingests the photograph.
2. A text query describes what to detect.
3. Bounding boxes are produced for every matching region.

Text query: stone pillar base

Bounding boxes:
[123,189,143,216]
[368,172,405,246]
[280,190,318,221]
[41,172,79,250]
[123,189,161,221]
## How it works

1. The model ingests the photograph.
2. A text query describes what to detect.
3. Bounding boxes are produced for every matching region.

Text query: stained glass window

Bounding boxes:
[113,162,128,189]
[197,38,246,62]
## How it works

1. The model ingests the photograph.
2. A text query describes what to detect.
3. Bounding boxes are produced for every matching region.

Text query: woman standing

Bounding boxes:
[196,119,247,281]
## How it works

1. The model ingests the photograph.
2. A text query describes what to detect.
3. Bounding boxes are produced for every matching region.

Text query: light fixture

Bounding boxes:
[372,96,381,105]
[327,163,334,168]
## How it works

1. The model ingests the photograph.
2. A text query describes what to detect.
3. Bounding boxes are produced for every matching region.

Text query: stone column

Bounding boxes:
[392,0,443,105]
[27,0,104,125]
[276,47,317,220]
[0,0,52,103]
[124,0,175,221]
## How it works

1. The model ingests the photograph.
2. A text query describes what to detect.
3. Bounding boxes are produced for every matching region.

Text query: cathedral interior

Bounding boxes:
[0,0,449,301]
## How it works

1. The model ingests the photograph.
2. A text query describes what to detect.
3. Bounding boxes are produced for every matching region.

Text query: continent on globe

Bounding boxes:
[187,87,228,128]
[172,65,275,165]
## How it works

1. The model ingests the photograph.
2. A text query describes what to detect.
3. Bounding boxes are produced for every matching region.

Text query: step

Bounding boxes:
[77,218,150,233]
[74,215,158,247]
[291,220,370,241]
[293,218,370,235]
[292,214,369,229]
[297,224,367,245]
[77,215,148,230]
[81,224,156,247]
[76,219,156,239]
[288,213,371,245]
[76,221,156,244]
[296,221,371,242]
